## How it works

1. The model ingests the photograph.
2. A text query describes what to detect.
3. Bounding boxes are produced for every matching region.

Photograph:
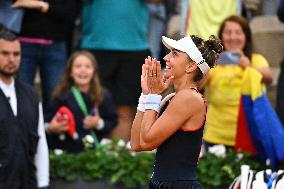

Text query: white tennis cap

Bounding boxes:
[162,36,210,74]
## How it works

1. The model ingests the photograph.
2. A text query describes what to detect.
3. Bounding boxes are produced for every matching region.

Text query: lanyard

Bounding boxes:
[71,85,100,147]
[71,86,88,116]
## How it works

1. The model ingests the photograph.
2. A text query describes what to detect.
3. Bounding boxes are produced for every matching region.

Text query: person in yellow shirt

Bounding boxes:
[203,15,273,148]
[180,0,242,39]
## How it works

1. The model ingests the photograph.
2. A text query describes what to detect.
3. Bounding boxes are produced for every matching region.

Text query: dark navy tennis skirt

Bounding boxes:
[149,179,202,189]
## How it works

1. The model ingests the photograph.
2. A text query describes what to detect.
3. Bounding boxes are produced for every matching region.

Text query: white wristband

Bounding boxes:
[137,93,147,112]
[145,103,161,112]
[96,118,105,130]
[44,122,50,133]
[145,94,162,112]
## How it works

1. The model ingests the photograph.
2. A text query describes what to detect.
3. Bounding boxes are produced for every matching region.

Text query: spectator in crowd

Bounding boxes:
[131,35,222,189]
[180,0,242,39]
[276,0,284,126]
[11,0,79,116]
[0,26,49,189]
[81,0,162,141]
[45,50,117,153]
[241,0,261,20]
[148,0,180,63]
[203,15,273,149]
[147,2,167,59]
[0,0,25,33]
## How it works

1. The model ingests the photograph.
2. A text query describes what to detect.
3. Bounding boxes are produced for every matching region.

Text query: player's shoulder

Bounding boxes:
[173,88,203,106]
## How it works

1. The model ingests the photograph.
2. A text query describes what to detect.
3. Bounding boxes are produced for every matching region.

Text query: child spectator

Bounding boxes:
[45,51,117,153]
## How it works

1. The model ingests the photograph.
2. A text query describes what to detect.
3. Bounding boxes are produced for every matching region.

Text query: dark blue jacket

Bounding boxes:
[0,79,39,189]
[45,88,117,153]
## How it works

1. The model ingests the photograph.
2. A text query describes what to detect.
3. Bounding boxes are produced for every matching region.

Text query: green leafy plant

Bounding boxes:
[49,137,154,188]
[197,148,266,189]
[50,139,274,189]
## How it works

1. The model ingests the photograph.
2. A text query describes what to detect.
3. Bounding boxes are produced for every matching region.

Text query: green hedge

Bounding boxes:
[50,138,282,189]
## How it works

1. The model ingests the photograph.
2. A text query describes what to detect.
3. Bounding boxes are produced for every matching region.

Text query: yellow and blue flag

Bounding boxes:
[235,68,284,168]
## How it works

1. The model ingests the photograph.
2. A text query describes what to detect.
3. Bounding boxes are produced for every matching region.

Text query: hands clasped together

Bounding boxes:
[141,56,174,95]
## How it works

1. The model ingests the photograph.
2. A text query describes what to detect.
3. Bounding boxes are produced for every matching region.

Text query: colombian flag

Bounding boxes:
[235,68,284,168]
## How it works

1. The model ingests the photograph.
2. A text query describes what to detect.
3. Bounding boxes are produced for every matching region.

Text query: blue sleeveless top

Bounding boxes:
[150,92,205,189]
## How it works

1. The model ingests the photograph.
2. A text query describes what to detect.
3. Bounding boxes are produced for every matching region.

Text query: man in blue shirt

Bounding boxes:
[81,0,162,141]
